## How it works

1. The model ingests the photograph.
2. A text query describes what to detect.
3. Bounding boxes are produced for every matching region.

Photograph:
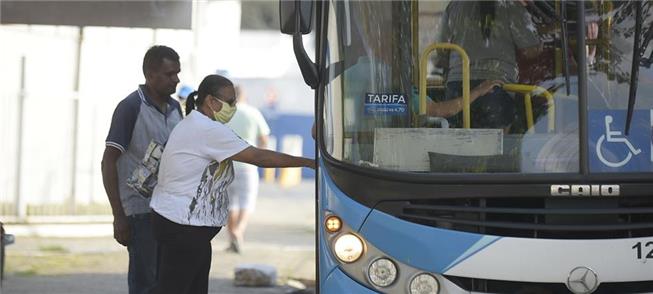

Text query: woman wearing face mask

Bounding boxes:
[148,74,314,294]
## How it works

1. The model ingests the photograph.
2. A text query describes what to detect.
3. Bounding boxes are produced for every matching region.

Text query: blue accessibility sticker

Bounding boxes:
[589,110,653,172]
[364,93,408,116]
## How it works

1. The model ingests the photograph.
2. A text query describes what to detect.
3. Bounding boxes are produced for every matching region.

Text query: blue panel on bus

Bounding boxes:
[319,165,372,231]
[589,110,653,172]
[360,209,500,274]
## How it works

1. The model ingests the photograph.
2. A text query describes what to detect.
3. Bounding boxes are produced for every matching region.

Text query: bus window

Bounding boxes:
[587,1,653,173]
[334,1,413,164]
[323,0,590,173]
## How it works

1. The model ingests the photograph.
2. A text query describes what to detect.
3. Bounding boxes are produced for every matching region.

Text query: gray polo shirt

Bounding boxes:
[437,1,540,82]
[106,85,183,216]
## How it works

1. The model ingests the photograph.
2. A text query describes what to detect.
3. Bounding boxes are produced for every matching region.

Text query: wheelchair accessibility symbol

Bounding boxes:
[596,115,642,168]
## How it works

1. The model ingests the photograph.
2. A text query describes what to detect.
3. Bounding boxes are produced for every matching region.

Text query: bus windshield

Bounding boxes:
[321,0,653,174]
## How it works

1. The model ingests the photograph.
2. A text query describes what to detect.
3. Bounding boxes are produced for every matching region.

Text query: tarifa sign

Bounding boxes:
[364,93,408,116]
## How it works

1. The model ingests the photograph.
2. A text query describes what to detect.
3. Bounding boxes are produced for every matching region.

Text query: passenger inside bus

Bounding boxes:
[435,0,542,131]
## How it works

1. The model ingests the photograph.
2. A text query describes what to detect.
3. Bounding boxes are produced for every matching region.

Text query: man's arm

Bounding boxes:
[101,147,130,246]
[230,146,315,169]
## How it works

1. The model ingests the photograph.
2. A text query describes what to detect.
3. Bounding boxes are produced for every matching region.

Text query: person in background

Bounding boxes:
[101,45,183,294]
[225,86,271,253]
[148,74,315,294]
[177,84,194,115]
[260,86,280,121]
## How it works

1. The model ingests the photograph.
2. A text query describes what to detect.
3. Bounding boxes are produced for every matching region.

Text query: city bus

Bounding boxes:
[281,1,653,293]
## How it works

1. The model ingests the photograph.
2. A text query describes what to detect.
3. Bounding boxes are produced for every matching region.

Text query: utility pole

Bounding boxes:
[15,56,26,220]
[69,26,84,214]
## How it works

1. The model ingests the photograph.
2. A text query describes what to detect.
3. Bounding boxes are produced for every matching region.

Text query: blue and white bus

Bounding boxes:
[281,1,653,293]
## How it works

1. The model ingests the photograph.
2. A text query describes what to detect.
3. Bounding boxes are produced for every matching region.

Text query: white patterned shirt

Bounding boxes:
[150,110,249,227]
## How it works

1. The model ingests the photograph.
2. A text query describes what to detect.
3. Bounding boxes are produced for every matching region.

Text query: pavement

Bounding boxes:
[2,180,316,294]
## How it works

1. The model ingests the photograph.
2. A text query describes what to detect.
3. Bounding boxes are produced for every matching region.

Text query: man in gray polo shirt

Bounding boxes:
[101,45,183,294]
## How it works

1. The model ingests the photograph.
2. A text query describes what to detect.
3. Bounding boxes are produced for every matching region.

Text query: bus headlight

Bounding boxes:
[333,233,365,263]
[325,215,342,233]
[368,258,397,287]
[409,273,440,294]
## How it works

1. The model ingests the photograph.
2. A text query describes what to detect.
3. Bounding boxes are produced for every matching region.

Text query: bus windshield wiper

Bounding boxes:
[560,0,571,96]
[626,1,643,135]
[639,14,653,68]
[534,1,570,94]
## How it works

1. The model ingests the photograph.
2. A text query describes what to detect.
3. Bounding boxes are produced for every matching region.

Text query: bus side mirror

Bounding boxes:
[279,0,319,89]
[279,0,313,35]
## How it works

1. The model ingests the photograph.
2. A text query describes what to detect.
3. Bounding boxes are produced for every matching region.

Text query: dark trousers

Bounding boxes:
[445,80,516,129]
[127,213,158,294]
[149,211,221,294]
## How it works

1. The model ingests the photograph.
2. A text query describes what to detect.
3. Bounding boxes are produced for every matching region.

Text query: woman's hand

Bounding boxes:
[304,158,317,169]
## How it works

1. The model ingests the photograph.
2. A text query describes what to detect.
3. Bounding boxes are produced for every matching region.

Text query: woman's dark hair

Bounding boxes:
[185,75,234,116]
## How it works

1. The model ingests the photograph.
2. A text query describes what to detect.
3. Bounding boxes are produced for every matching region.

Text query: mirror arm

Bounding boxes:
[293,33,319,89]
[292,0,319,89]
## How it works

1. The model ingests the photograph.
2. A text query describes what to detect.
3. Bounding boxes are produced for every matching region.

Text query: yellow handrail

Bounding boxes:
[420,43,471,128]
[502,84,555,132]
[420,45,553,131]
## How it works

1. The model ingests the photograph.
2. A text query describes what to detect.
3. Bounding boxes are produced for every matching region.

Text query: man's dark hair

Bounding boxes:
[142,45,179,75]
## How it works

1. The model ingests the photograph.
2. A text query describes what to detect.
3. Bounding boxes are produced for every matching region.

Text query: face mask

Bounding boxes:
[210,97,237,123]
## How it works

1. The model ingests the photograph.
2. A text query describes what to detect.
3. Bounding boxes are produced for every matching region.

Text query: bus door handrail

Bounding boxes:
[419,43,471,128]
[502,84,555,133]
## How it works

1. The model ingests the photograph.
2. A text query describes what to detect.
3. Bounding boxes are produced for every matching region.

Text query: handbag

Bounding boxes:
[127,140,164,198]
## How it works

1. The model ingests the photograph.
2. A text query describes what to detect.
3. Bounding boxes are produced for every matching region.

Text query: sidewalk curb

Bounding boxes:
[6,223,113,238]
